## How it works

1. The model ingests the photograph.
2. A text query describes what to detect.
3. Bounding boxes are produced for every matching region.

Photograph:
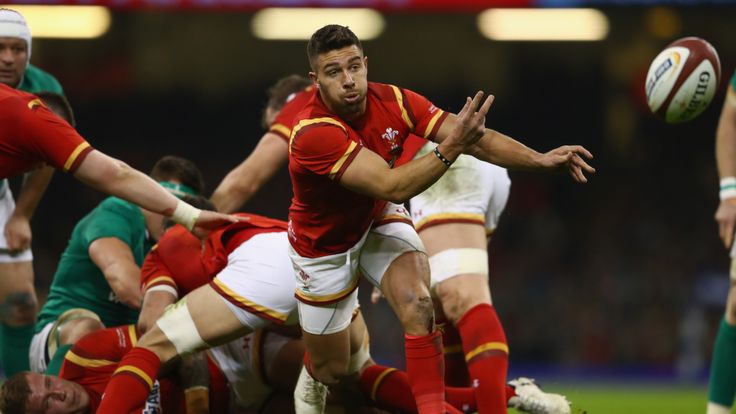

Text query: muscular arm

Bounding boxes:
[339,94,493,203]
[715,86,736,248]
[74,151,236,234]
[4,166,54,251]
[434,113,594,182]
[210,133,288,213]
[88,237,143,310]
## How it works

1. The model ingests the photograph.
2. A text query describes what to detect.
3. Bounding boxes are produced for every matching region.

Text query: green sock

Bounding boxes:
[709,317,736,407]
[45,343,73,376]
[0,322,33,377]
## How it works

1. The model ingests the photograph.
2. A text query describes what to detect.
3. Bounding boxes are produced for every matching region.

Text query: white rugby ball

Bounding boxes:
[645,37,721,123]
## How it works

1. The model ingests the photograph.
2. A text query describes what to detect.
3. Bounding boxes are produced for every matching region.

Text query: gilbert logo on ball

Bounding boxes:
[645,37,721,123]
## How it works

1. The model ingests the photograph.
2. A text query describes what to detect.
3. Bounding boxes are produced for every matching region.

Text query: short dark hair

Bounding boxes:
[0,372,31,414]
[262,74,312,128]
[150,156,205,196]
[307,25,362,70]
[36,92,76,127]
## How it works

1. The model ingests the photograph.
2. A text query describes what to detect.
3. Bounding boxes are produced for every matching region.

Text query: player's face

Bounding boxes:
[0,37,28,88]
[310,45,368,121]
[24,373,90,414]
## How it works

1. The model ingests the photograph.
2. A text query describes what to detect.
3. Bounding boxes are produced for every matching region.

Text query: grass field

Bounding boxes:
[508,383,709,414]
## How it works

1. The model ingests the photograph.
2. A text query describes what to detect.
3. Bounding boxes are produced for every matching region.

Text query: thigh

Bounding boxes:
[359,203,425,288]
[213,232,299,327]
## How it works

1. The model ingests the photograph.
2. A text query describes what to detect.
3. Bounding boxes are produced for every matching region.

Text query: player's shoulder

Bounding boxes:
[21,64,64,95]
[0,82,37,108]
[94,197,143,220]
[158,225,199,252]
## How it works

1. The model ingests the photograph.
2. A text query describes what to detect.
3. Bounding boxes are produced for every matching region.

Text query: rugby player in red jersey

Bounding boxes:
[0,83,237,236]
[0,323,230,414]
[280,25,593,414]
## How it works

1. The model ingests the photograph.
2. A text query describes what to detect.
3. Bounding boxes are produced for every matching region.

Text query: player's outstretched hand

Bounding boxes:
[192,210,246,239]
[539,145,595,183]
[451,91,495,149]
[715,199,736,249]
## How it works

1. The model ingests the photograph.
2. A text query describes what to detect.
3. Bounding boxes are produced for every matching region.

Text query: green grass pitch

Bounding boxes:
[507,383,709,414]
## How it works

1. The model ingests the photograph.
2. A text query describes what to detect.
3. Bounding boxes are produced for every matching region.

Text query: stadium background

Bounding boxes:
[4,1,736,412]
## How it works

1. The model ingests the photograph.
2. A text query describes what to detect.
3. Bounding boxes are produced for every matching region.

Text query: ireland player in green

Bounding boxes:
[29,156,205,375]
[0,8,66,377]
[710,70,736,414]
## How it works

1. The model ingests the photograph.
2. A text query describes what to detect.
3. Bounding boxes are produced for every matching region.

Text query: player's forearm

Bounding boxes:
[75,151,179,216]
[105,265,143,309]
[467,129,543,170]
[13,166,54,219]
[383,142,460,203]
[211,167,260,213]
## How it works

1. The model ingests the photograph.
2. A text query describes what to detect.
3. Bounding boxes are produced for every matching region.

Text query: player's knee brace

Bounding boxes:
[428,248,489,290]
[156,299,207,356]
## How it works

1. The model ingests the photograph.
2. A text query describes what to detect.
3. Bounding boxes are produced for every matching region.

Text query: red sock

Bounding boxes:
[505,384,516,403]
[439,319,469,387]
[97,347,161,414]
[457,304,508,414]
[359,364,418,412]
[405,331,445,414]
[447,386,477,413]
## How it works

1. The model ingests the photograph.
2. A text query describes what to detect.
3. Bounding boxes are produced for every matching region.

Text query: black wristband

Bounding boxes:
[433,147,453,167]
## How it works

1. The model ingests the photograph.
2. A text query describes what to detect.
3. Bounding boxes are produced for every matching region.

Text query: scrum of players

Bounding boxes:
[0,8,606,414]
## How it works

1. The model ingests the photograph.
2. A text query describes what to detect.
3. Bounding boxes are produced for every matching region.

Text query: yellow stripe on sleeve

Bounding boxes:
[289,117,346,153]
[65,351,116,368]
[389,85,414,130]
[422,110,445,139]
[328,141,358,180]
[62,142,91,172]
[270,123,291,138]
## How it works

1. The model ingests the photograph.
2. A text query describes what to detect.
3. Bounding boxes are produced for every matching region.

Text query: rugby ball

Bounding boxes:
[645,37,721,123]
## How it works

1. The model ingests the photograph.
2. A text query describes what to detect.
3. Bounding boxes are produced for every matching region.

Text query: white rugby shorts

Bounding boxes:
[291,202,425,335]
[410,142,510,236]
[207,329,292,410]
[210,232,299,331]
[0,181,33,263]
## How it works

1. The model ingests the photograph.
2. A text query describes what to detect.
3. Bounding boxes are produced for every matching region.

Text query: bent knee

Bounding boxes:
[311,356,349,385]
[60,318,104,345]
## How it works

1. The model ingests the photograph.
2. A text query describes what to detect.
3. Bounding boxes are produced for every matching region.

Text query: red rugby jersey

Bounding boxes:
[141,214,288,298]
[0,83,92,178]
[288,82,448,257]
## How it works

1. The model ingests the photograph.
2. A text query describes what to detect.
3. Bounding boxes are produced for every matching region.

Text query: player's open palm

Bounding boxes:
[451,91,495,149]
[715,199,736,249]
[540,145,596,183]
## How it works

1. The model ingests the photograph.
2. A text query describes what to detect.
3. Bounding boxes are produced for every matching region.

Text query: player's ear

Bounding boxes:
[309,72,318,88]
[363,56,368,71]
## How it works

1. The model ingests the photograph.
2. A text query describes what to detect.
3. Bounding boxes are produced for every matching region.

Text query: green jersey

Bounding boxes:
[18,64,63,95]
[730,70,736,91]
[36,197,153,331]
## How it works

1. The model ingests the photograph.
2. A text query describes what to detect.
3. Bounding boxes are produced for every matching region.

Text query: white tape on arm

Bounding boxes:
[171,200,201,231]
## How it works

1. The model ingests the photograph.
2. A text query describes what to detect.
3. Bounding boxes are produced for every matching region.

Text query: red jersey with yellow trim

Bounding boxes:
[269,85,316,143]
[60,325,229,414]
[0,83,93,179]
[141,214,289,298]
[288,82,448,257]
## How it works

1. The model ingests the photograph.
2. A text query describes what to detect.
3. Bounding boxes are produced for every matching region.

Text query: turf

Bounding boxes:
[508,383,710,414]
